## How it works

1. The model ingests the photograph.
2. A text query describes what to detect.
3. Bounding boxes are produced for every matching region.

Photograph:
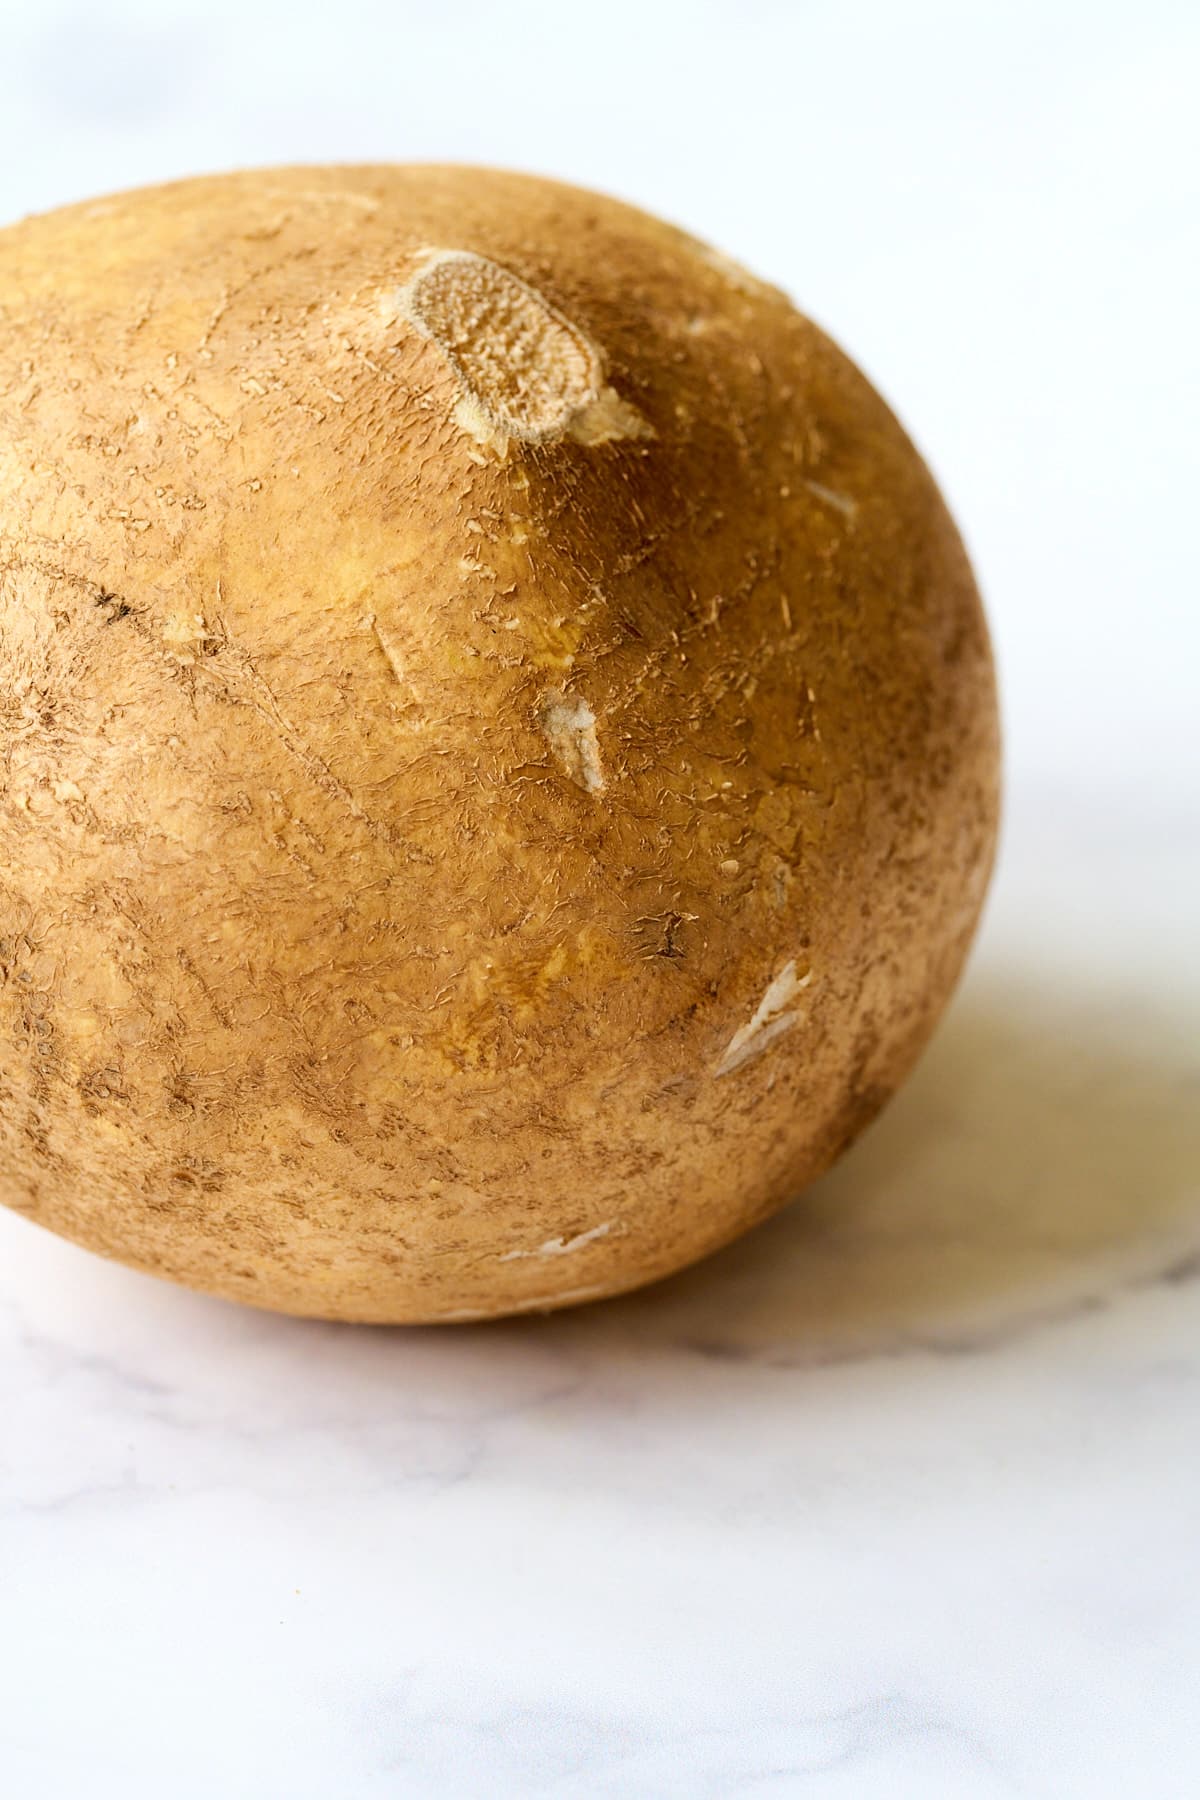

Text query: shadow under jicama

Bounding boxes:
[526,967,1200,1362]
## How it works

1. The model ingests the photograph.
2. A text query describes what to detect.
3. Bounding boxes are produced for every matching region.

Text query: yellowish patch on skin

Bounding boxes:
[537,688,604,793]
[715,959,811,1078]
[399,249,651,454]
[514,610,582,673]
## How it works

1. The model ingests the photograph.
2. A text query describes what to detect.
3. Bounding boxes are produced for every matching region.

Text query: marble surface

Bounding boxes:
[2,3,1198,1795]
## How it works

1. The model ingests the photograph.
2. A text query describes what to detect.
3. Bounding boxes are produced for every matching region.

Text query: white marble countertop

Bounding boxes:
[1,3,1197,1795]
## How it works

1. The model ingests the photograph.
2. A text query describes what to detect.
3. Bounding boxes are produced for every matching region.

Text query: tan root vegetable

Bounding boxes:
[0,165,1000,1322]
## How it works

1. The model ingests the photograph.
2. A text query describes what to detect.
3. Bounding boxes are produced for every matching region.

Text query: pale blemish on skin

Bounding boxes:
[498,1219,618,1263]
[257,186,381,213]
[161,611,215,665]
[537,688,604,794]
[398,249,650,454]
[715,959,811,1078]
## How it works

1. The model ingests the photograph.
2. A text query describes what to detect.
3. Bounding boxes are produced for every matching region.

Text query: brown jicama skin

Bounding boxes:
[0,166,1000,1322]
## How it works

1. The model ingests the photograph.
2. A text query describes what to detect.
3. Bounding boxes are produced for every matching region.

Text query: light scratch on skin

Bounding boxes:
[366,612,405,685]
[215,634,378,832]
[498,1220,619,1263]
[804,479,857,520]
[715,960,811,1077]
[432,1282,615,1322]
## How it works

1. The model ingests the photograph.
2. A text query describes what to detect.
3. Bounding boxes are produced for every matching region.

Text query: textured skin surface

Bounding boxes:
[0,165,1000,1321]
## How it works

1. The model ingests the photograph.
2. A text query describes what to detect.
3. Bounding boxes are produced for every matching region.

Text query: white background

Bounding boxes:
[0,4,1197,1797]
